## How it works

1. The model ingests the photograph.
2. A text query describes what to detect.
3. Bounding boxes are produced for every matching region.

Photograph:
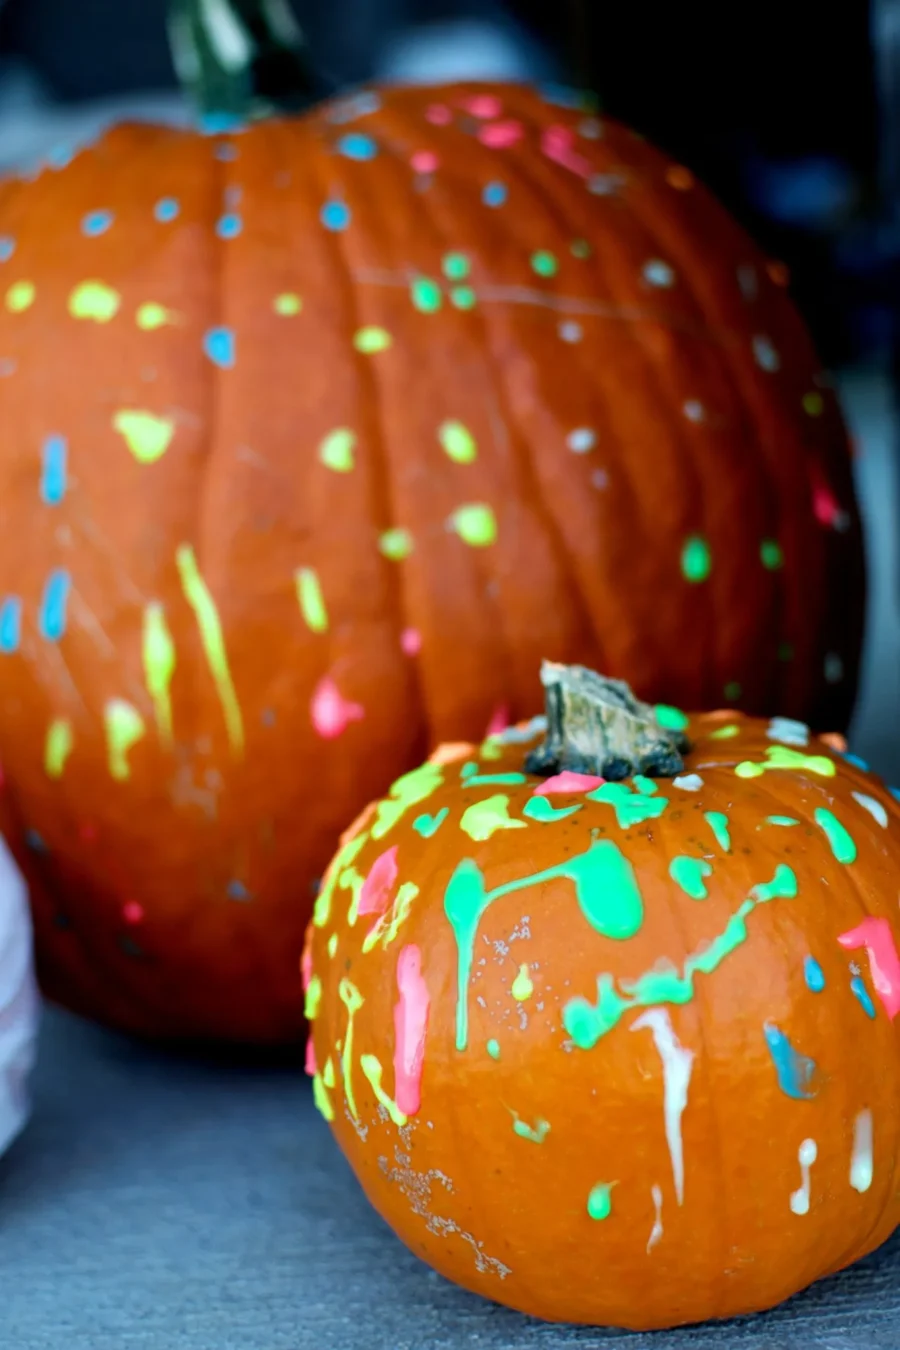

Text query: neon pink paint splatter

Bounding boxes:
[310,676,364,739]
[411,150,439,174]
[122,901,144,925]
[301,944,313,993]
[393,944,429,1116]
[485,704,510,737]
[838,918,900,1020]
[426,104,452,126]
[400,627,422,656]
[358,846,398,918]
[478,120,524,149]
[541,125,592,178]
[305,1035,316,1077]
[810,466,847,530]
[534,770,604,796]
[465,94,502,119]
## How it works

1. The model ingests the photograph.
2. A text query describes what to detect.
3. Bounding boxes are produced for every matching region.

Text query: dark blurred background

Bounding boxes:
[0,0,896,768]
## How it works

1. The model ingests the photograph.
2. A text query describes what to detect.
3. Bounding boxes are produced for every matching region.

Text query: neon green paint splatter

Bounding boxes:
[710,724,740,740]
[142,602,176,746]
[313,831,368,927]
[523,796,581,823]
[319,428,355,472]
[379,528,413,560]
[760,540,784,570]
[304,975,322,1020]
[442,252,470,280]
[587,1183,614,1220]
[327,932,338,958]
[113,410,175,464]
[361,882,419,953]
[339,978,364,1119]
[372,762,444,839]
[344,867,367,927]
[295,568,328,633]
[460,794,526,842]
[449,503,497,547]
[632,776,658,796]
[588,781,668,829]
[360,1054,408,1126]
[681,535,711,582]
[735,745,835,779]
[274,292,302,316]
[353,326,392,353]
[439,421,477,463]
[411,277,442,312]
[814,808,857,864]
[463,772,528,787]
[512,964,534,1001]
[669,856,712,900]
[6,280,35,313]
[136,302,177,330]
[175,544,244,756]
[511,1113,549,1143]
[414,807,449,838]
[103,699,146,782]
[563,864,798,1048]
[704,811,731,852]
[44,718,73,779]
[323,1057,336,1088]
[312,1073,334,1121]
[531,250,558,278]
[766,815,800,827]
[655,704,689,731]
[487,1039,500,1060]
[69,280,120,322]
[446,842,644,1050]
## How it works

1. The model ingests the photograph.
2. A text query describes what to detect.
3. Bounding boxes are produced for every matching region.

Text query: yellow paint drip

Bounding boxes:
[312,1073,334,1121]
[360,1054,408,1127]
[142,603,176,745]
[295,567,328,632]
[512,963,534,1001]
[339,978,364,1119]
[44,718,73,779]
[114,410,175,464]
[69,280,120,322]
[175,544,244,756]
[104,699,146,781]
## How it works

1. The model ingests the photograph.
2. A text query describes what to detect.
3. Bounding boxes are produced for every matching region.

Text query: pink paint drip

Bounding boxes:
[301,944,313,993]
[485,704,510,737]
[478,120,524,149]
[304,1035,316,1077]
[426,103,452,126]
[838,918,900,1020]
[465,94,502,119]
[310,676,365,739]
[410,150,439,175]
[400,627,422,656]
[541,125,592,179]
[393,944,429,1117]
[358,846,398,917]
[534,770,604,796]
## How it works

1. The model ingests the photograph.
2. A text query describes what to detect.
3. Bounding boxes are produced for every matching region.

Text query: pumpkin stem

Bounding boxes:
[525,662,688,781]
[168,0,323,122]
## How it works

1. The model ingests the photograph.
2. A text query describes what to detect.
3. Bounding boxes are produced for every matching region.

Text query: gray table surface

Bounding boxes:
[1,1006,899,1350]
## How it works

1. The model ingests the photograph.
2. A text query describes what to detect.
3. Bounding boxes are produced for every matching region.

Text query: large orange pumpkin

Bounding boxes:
[0,40,863,1041]
[305,665,900,1328]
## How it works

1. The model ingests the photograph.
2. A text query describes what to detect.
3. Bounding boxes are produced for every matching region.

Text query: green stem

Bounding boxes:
[524,662,688,781]
[168,0,322,122]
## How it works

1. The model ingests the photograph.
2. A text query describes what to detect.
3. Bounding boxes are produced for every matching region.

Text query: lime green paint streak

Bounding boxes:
[44,718,73,779]
[439,420,477,463]
[446,842,644,1050]
[710,724,740,740]
[704,811,731,852]
[304,975,322,1020]
[372,762,444,840]
[512,1113,550,1143]
[588,781,668,829]
[814,808,857,864]
[464,773,528,787]
[460,794,526,842]
[103,700,146,782]
[176,544,244,756]
[69,280,120,322]
[449,503,497,547]
[523,796,581,823]
[360,1054,408,1126]
[587,1183,614,1220]
[414,807,449,838]
[487,1038,501,1060]
[512,964,533,1001]
[327,932,338,958]
[361,882,419,953]
[344,867,367,927]
[113,410,175,464]
[142,602,176,746]
[339,978,364,1119]
[312,1074,334,1121]
[767,815,800,827]
[669,856,712,900]
[655,704,689,732]
[295,568,328,633]
[735,746,835,779]
[313,831,368,927]
[323,1057,336,1088]
[563,864,798,1049]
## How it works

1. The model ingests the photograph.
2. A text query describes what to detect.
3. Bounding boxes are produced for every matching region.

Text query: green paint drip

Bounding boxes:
[669,856,712,900]
[681,535,711,582]
[486,1038,501,1060]
[704,811,731,852]
[766,815,800,827]
[103,700,146,782]
[587,1183,614,1220]
[313,832,368,927]
[304,974,322,1020]
[655,704,689,732]
[735,745,835,780]
[339,978,364,1119]
[411,276,442,313]
[814,808,857,864]
[446,842,644,1050]
[413,807,449,838]
[563,864,798,1048]
[460,794,526,842]
[360,1054,408,1126]
[511,964,533,1001]
[588,782,668,829]
[312,1073,334,1121]
[176,544,244,756]
[44,718,73,779]
[439,420,477,463]
[372,762,444,839]
[142,602,176,746]
[295,568,328,633]
[523,796,581,823]
[511,1113,550,1143]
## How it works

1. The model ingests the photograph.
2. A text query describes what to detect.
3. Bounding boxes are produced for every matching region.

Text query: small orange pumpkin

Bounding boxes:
[306,664,900,1328]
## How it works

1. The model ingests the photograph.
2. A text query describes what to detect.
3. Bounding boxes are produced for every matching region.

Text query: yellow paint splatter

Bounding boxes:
[104,699,146,781]
[142,603,176,745]
[323,1057,336,1088]
[339,978,364,1119]
[44,718,73,779]
[175,544,244,756]
[512,963,534,1001]
[69,281,121,322]
[379,528,413,560]
[5,281,35,313]
[327,932,338,957]
[274,292,302,316]
[113,410,175,464]
[136,302,177,330]
[449,503,497,547]
[304,974,322,1020]
[353,326,392,354]
[439,420,477,463]
[360,1054,408,1127]
[319,428,355,473]
[295,567,328,632]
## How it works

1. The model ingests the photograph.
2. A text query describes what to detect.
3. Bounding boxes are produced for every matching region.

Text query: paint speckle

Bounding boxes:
[6,280,35,313]
[587,1183,614,1221]
[311,676,364,739]
[379,528,413,561]
[767,717,809,746]
[0,237,15,262]
[411,277,442,313]
[804,956,826,992]
[838,918,900,1019]
[486,1038,500,1060]
[203,326,235,368]
[338,132,377,161]
[401,627,421,656]
[669,855,712,900]
[443,253,471,281]
[410,150,438,174]
[449,504,497,547]
[681,536,711,583]
[814,808,857,864]
[752,335,780,371]
[142,603,176,745]
[69,281,120,322]
[803,392,824,417]
[154,197,180,222]
[567,428,595,454]
[460,794,526,843]
[511,964,534,1001]
[321,200,351,231]
[81,209,114,237]
[274,292,302,316]
[40,435,68,505]
[137,302,176,330]
[852,792,888,828]
[655,705,689,732]
[643,259,675,287]
[354,327,392,354]
[763,1022,818,1099]
[216,212,242,239]
[790,1139,817,1215]
[760,540,784,570]
[319,428,356,473]
[44,718,73,779]
[478,120,524,148]
[175,544,244,755]
[439,421,477,464]
[39,570,71,641]
[531,251,558,278]
[0,598,21,653]
[450,286,477,310]
[559,321,583,343]
[114,410,175,464]
[483,181,507,207]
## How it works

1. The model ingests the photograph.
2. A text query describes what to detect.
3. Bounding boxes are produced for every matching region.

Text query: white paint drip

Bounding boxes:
[632,1008,694,1205]
[790,1138,818,1215]
[647,1184,664,1253]
[200,0,254,71]
[851,1109,874,1193]
[673,774,704,792]
[767,717,809,747]
[852,792,889,829]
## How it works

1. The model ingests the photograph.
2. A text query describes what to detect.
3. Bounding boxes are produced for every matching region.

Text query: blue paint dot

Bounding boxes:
[0,237,15,262]
[203,327,236,369]
[40,434,68,506]
[483,181,508,208]
[803,956,825,993]
[227,880,251,900]
[200,113,246,135]
[0,597,22,653]
[842,752,870,770]
[850,975,876,1019]
[39,570,71,642]
[338,132,377,161]
[82,210,114,237]
[154,198,180,223]
[216,213,243,239]
[321,200,351,231]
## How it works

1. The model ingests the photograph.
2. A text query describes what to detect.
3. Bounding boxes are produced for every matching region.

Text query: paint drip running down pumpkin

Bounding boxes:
[306,664,900,1328]
[0,0,864,1041]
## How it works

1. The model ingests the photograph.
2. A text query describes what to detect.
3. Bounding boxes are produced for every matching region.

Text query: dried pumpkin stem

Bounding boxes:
[525,661,688,782]
[169,0,322,121]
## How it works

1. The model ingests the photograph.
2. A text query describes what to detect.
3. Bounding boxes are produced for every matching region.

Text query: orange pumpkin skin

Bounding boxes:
[306,714,900,1328]
[0,82,863,1042]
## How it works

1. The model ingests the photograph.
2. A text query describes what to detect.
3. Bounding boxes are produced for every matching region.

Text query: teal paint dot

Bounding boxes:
[681,536,712,583]
[760,539,784,570]
[531,250,558,278]
[483,182,507,207]
[321,200,351,231]
[216,212,242,239]
[82,209,114,237]
[338,132,377,161]
[442,253,470,280]
[154,197,180,223]
[486,1038,500,1060]
[411,277,442,313]
[450,287,476,310]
